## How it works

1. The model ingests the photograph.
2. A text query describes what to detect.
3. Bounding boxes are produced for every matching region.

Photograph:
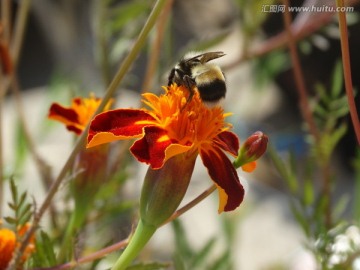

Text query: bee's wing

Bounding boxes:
[186,51,225,64]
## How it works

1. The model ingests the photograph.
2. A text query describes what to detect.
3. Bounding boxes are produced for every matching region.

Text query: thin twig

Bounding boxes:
[10,0,31,68]
[10,0,169,268]
[162,184,217,225]
[1,0,11,41]
[32,239,129,270]
[336,0,360,145]
[282,0,320,140]
[0,84,4,217]
[283,0,332,228]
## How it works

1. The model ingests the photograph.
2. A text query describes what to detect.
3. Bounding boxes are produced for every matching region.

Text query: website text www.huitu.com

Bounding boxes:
[261,4,354,13]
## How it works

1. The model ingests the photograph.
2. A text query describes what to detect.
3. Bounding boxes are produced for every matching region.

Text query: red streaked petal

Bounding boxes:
[130,126,191,169]
[214,130,239,156]
[48,103,83,134]
[200,145,244,213]
[87,109,155,147]
[48,103,79,126]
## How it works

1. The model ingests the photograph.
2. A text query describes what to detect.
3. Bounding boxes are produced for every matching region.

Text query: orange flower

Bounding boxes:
[0,228,16,270]
[48,93,112,135]
[87,84,245,213]
[0,224,35,270]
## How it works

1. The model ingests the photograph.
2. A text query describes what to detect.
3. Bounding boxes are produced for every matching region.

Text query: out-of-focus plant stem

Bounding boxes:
[10,0,31,67]
[0,84,4,217]
[11,0,169,268]
[95,0,112,87]
[336,0,360,146]
[282,0,319,141]
[282,0,332,228]
[141,0,173,93]
[32,239,130,270]
[1,0,11,41]
[163,184,217,225]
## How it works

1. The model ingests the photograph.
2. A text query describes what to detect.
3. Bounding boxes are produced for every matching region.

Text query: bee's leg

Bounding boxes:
[182,75,196,109]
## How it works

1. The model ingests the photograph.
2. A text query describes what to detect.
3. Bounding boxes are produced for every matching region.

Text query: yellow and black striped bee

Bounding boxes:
[168,51,226,107]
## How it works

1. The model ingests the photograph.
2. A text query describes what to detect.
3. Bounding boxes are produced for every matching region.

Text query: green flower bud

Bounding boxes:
[140,152,197,227]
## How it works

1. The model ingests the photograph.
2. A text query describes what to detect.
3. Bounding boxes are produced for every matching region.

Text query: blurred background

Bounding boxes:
[3,0,360,269]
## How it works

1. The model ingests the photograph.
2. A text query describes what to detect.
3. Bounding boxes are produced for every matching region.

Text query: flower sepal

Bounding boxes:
[140,152,197,227]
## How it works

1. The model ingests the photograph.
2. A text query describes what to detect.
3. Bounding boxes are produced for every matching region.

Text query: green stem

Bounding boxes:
[57,200,89,262]
[111,220,157,270]
[57,210,79,262]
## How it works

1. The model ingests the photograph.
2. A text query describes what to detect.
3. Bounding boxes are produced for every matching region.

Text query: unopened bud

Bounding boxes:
[242,131,268,161]
[233,131,268,170]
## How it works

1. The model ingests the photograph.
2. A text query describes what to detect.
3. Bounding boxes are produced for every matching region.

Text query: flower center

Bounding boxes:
[143,84,230,149]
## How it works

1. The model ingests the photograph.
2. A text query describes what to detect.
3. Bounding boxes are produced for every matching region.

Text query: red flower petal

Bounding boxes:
[130,126,174,169]
[49,103,79,124]
[48,103,82,134]
[200,145,244,213]
[87,109,155,147]
[214,130,239,156]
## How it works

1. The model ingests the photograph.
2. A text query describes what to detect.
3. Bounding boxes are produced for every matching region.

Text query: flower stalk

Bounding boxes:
[111,220,156,270]
[111,153,197,269]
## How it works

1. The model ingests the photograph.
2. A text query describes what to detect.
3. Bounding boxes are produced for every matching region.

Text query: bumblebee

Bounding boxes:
[167,51,226,106]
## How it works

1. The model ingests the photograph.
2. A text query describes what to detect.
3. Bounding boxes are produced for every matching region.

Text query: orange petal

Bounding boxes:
[0,228,16,270]
[241,161,257,172]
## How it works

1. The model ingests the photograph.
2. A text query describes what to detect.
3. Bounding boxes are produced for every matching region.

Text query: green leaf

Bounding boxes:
[32,231,57,267]
[290,201,311,237]
[268,146,298,193]
[4,216,17,224]
[6,178,33,228]
[191,238,216,268]
[353,149,360,220]
[10,179,18,203]
[303,175,315,207]
[172,219,193,259]
[331,59,344,98]
[14,120,28,171]
[173,253,186,270]
[333,195,350,221]
[18,192,28,209]
[109,1,149,32]
[207,250,232,270]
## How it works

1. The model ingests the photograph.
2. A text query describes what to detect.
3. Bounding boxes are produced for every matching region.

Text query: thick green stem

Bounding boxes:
[111,220,156,270]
